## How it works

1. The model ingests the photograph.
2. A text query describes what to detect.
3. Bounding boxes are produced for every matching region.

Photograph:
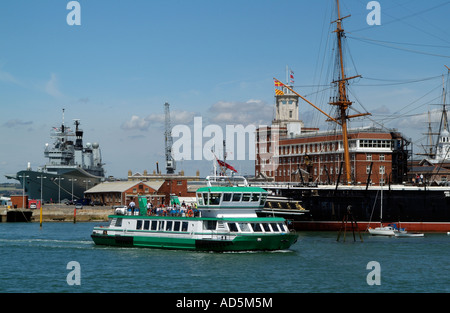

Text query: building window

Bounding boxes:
[380,154,385,161]
[366,165,371,174]
[366,154,372,161]
[379,165,385,175]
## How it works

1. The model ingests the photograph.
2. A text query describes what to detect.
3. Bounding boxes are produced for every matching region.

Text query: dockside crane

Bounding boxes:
[164,102,176,174]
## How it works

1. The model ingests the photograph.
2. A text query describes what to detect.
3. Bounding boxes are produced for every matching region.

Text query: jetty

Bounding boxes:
[0,204,112,223]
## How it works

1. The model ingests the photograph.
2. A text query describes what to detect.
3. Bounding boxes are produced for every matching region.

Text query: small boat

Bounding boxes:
[91,176,298,252]
[394,231,424,237]
[368,174,397,236]
[368,225,397,236]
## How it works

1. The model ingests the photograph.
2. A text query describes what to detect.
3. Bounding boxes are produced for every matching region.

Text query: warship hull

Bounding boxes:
[15,168,103,203]
[257,184,450,232]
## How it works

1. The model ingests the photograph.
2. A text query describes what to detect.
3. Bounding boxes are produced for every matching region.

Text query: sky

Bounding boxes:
[1,0,449,183]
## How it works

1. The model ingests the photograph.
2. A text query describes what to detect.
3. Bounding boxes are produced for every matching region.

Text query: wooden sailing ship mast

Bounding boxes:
[274,0,370,184]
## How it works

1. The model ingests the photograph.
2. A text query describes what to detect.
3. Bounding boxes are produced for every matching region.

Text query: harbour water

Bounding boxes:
[0,222,448,293]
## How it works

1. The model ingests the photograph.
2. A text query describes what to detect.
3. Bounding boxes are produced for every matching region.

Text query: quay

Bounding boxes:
[0,204,112,223]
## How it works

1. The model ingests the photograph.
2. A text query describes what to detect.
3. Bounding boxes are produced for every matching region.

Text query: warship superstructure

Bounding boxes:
[6,110,105,203]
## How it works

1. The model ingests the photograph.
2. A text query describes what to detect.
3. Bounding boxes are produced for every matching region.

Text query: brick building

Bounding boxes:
[85,181,164,207]
[85,178,196,207]
[255,83,410,185]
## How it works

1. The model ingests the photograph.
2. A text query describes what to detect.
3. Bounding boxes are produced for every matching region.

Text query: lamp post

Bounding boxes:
[37,175,47,205]
[37,175,46,227]
[83,179,91,191]
[20,174,30,209]
[55,176,64,204]
[69,178,77,203]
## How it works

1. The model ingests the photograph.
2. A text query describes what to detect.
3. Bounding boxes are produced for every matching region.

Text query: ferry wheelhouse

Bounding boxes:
[91,176,298,251]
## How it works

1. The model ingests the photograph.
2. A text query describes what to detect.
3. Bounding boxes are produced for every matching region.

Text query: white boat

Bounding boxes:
[368,174,397,236]
[394,231,424,237]
[368,225,397,236]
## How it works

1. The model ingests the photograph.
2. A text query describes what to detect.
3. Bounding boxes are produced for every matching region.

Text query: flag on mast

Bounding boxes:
[274,78,284,95]
[214,155,238,173]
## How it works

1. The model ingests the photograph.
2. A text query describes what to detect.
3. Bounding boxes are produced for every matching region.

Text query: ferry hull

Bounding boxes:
[91,233,298,252]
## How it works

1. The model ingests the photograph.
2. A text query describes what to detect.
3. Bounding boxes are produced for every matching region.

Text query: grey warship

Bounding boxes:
[6,110,105,203]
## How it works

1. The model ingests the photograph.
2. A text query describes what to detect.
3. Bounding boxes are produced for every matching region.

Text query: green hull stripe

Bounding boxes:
[91,233,298,251]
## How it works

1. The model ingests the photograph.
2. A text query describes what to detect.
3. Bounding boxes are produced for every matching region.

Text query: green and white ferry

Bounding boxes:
[91,176,298,252]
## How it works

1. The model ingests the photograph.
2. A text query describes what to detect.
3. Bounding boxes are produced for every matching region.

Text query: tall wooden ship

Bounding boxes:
[254,0,450,232]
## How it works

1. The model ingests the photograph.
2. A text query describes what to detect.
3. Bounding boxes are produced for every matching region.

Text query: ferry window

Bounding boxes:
[210,193,221,205]
[181,222,188,232]
[151,220,158,230]
[204,220,217,230]
[159,221,165,231]
[228,223,238,232]
[136,220,143,230]
[166,221,173,231]
[270,223,280,232]
[278,223,286,232]
[174,221,181,231]
[223,193,232,201]
[202,193,209,205]
[262,223,271,232]
[250,223,262,232]
[115,218,122,227]
[197,193,203,205]
[251,193,259,202]
[144,220,150,230]
[232,193,242,201]
[238,223,250,232]
[242,193,251,201]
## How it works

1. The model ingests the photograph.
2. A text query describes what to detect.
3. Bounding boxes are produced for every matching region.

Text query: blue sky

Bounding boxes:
[1,0,449,183]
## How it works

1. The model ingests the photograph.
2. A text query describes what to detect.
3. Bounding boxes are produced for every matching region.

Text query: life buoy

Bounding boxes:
[187,209,194,217]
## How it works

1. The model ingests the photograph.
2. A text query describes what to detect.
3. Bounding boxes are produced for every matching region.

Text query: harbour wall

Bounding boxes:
[0,204,113,222]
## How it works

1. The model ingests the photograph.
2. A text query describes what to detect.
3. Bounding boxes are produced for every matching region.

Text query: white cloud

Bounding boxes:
[45,73,64,98]
[121,115,150,131]
[208,99,273,125]
[0,69,20,85]
[2,119,33,128]
[122,110,197,131]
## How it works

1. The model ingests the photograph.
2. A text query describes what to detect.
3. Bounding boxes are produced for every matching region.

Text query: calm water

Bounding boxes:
[0,222,448,293]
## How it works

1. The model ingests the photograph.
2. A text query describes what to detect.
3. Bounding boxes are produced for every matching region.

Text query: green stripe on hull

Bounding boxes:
[91,233,298,252]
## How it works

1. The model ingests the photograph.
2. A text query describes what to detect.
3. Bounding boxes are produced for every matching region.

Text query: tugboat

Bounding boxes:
[91,176,298,252]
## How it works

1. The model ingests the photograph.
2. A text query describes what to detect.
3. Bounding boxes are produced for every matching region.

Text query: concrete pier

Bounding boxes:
[1,204,113,222]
